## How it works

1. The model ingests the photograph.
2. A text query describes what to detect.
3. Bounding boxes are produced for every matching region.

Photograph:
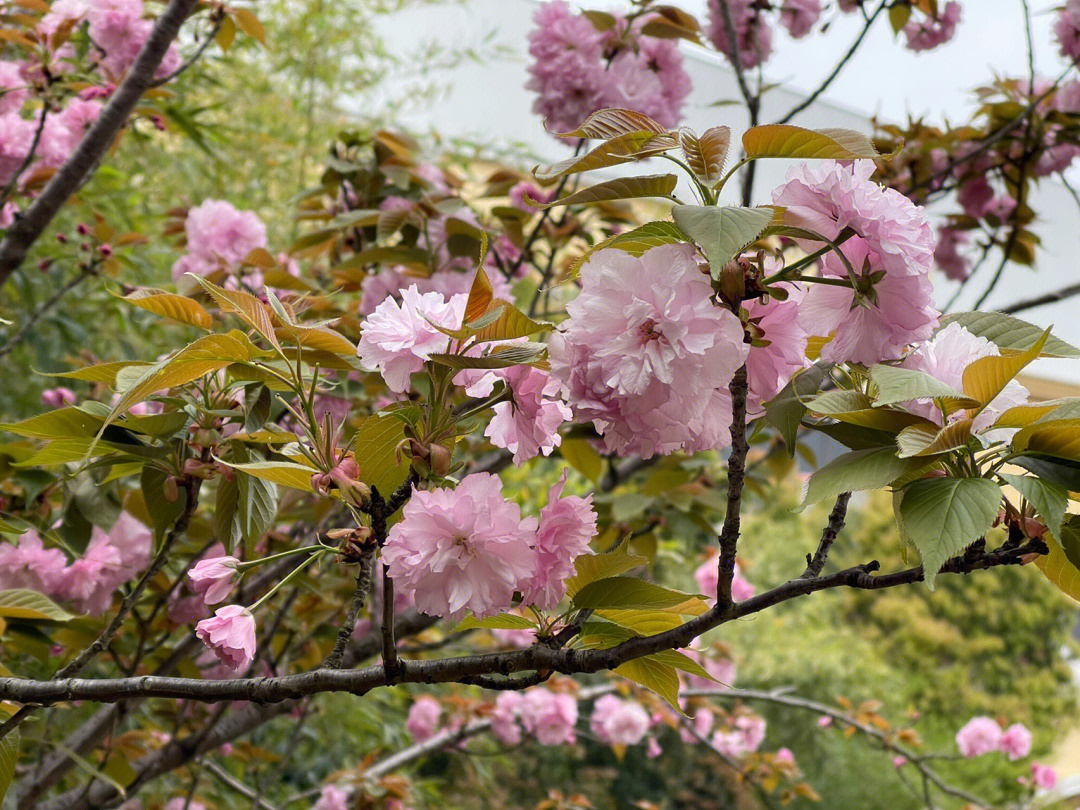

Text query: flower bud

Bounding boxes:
[163,475,180,503]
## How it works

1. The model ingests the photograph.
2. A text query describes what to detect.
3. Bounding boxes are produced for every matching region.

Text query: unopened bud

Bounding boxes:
[428,443,452,477]
[37,258,52,272]
[163,475,180,503]
[76,222,90,236]
[98,243,112,257]
[718,259,747,305]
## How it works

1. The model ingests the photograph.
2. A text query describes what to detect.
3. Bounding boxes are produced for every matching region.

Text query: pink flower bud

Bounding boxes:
[188,556,241,605]
[195,605,256,671]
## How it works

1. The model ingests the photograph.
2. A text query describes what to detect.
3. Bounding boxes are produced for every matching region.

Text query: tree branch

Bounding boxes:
[0,0,201,285]
[801,492,851,578]
[716,365,749,607]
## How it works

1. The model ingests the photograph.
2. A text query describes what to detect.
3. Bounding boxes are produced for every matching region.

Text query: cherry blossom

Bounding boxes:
[707,0,773,69]
[903,2,960,52]
[590,694,650,746]
[195,605,257,671]
[955,716,1003,757]
[406,696,443,743]
[188,555,241,605]
[999,723,1033,761]
[519,688,578,745]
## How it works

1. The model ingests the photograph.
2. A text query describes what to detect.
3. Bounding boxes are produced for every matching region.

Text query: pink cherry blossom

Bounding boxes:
[313,785,350,810]
[744,284,809,416]
[510,182,554,211]
[646,736,663,758]
[956,716,1003,758]
[682,648,737,690]
[707,0,773,69]
[195,605,257,671]
[903,2,960,51]
[1057,0,1080,61]
[693,552,755,603]
[0,113,35,186]
[958,176,994,218]
[168,593,210,625]
[491,627,537,647]
[526,2,606,133]
[550,244,749,459]
[999,723,1033,761]
[460,365,571,465]
[106,511,152,579]
[518,471,597,610]
[56,530,126,614]
[780,0,822,38]
[902,322,1029,434]
[590,694,650,746]
[0,61,28,116]
[519,688,577,746]
[893,755,907,768]
[776,747,795,764]
[934,228,971,281]
[406,696,443,742]
[163,800,205,810]
[600,41,688,130]
[817,715,832,728]
[358,286,467,393]
[0,530,68,593]
[40,387,76,408]
[359,266,510,316]
[382,473,537,620]
[171,200,267,282]
[188,556,241,605]
[1031,763,1058,790]
[680,706,714,744]
[713,714,766,758]
[492,691,524,745]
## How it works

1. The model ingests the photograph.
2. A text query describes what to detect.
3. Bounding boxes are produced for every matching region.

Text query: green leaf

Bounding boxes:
[678,126,730,187]
[216,459,317,493]
[352,414,407,498]
[40,361,150,385]
[0,589,74,621]
[596,608,684,636]
[1000,473,1068,538]
[615,655,681,709]
[899,477,1002,588]
[1036,515,1080,602]
[190,276,282,352]
[236,468,277,555]
[121,288,212,329]
[533,131,677,181]
[940,312,1080,358]
[961,329,1047,414]
[572,577,703,612]
[214,472,240,554]
[764,363,830,454]
[552,107,669,139]
[564,221,688,283]
[803,447,924,507]
[1012,419,1080,462]
[560,439,604,484]
[428,343,546,370]
[0,728,18,806]
[565,542,649,598]
[807,390,931,432]
[869,365,978,410]
[529,174,677,208]
[1014,455,1080,492]
[742,124,880,160]
[895,420,973,458]
[1,407,104,440]
[671,205,774,277]
[454,613,539,632]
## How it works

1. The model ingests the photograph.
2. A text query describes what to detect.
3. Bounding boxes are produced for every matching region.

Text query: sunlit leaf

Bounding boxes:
[940,312,1080,358]
[678,126,730,187]
[895,420,973,458]
[564,221,688,282]
[533,131,677,181]
[553,108,668,139]
[566,542,648,598]
[961,329,1047,414]
[454,613,538,632]
[121,289,212,329]
[572,577,703,612]
[0,589,74,621]
[742,125,880,160]
[529,174,677,208]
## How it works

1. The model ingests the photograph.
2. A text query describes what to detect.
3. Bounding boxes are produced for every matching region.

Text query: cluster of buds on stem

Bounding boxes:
[397,438,452,478]
[311,455,371,508]
[326,526,376,563]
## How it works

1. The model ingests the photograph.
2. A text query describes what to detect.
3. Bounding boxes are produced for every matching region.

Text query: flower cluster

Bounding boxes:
[771,160,938,365]
[955,716,1033,761]
[549,243,749,458]
[0,514,151,615]
[590,694,651,746]
[903,2,961,52]
[492,687,578,746]
[526,0,691,133]
[382,472,597,619]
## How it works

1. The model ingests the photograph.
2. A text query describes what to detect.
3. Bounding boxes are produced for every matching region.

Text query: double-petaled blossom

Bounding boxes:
[459,365,572,466]
[492,692,525,745]
[313,785,350,810]
[999,723,1033,761]
[526,1,690,132]
[406,696,443,742]
[712,714,766,759]
[707,0,773,69]
[744,284,809,416]
[1031,763,1058,790]
[195,605,257,671]
[382,473,537,620]
[56,515,152,614]
[956,716,1003,758]
[590,694,651,746]
[518,472,597,610]
[0,530,68,593]
[901,322,1029,435]
[903,2,960,51]
[681,648,737,690]
[171,200,268,282]
[771,160,938,365]
[519,688,578,745]
[40,387,76,409]
[358,286,467,393]
[779,0,823,38]
[188,555,241,605]
[550,244,749,459]
[1057,0,1080,62]
[693,552,756,604]
[934,227,971,281]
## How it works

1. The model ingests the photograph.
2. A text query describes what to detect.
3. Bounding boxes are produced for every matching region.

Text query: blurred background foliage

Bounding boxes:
[1,1,1077,808]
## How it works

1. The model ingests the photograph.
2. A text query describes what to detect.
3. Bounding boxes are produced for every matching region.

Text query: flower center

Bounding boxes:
[638,318,662,342]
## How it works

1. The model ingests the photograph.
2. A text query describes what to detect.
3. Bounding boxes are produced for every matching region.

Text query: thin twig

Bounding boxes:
[0,265,96,359]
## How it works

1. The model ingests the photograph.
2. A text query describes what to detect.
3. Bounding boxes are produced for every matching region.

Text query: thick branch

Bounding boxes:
[0,0,200,284]
[716,365,749,606]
